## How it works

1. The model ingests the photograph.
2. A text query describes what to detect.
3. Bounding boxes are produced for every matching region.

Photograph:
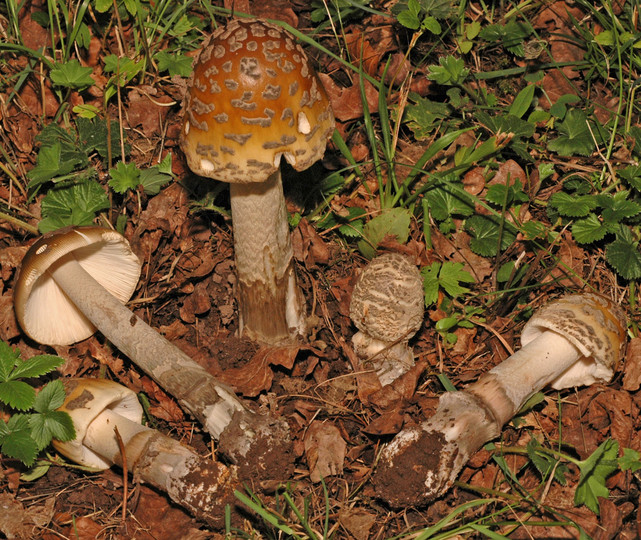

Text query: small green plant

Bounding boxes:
[421,261,475,305]
[491,437,641,516]
[0,342,75,467]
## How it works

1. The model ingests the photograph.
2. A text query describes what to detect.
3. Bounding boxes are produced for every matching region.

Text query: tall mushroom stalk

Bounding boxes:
[373,293,627,507]
[14,226,292,472]
[180,18,335,345]
[53,378,237,527]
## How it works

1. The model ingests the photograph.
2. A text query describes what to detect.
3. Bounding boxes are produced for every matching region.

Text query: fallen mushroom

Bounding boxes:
[373,293,627,507]
[14,226,292,473]
[180,18,335,345]
[53,378,236,527]
[349,253,424,386]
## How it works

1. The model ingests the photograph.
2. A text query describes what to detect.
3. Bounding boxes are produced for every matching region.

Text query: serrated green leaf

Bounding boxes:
[526,438,568,485]
[486,180,528,207]
[465,214,517,256]
[619,448,641,472]
[426,180,475,220]
[27,143,76,189]
[76,117,125,159]
[597,191,641,223]
[421,261,474,305]
[39,179,110,233]
[618,164,641,190]
[549,192,597,217]
[11,355,62,381]
[0,342,21,382]
[421,262,442,305]
[605,237,641,279]
[548,109,596,156]
[50,60,94,90]
[397,10,420,29]
[33,380,66,413]
[29,410,76,450]
[155,51,194,77]
[139,165,173,195]
[109,161,141,194]
[358,208,411,258]
[0,416,38,466]
[575,439,619,514]
[571,214,616,244]
[427,55,468,86]
[403,97,452,140]
[0,381,36,411]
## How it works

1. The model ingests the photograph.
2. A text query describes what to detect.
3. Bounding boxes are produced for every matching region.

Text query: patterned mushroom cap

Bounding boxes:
[521,292,627,389]
[349,253,425,343]
[180,18,335,183]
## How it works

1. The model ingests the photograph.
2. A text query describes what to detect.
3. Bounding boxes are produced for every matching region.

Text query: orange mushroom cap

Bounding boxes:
[179,18,335,183]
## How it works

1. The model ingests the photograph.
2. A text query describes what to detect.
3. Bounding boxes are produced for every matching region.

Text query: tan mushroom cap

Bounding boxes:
[520,292,627,389]
[52,378,143,470]
[350,253,425,343]
[14,226,141,346]
[179,18,335,183]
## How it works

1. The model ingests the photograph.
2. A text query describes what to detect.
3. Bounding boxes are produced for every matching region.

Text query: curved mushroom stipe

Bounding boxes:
[53,378,237,527]
[349,253,424,386]
[373,293,627,507]
[180,18,335,345]
[14,227,293,476]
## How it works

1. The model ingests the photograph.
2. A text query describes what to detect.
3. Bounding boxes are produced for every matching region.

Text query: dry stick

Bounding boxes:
[113,426,128,523]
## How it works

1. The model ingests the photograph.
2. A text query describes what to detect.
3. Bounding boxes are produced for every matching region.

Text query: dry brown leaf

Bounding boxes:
[338,507,377,540]
[623,337,641,391]
[318,73,379,122]
[544,231,585,287]
[292,217,331,267]
[216,345,299,397]
[363,409,404,436]
[304,420,347,482]
[0,492,54,539]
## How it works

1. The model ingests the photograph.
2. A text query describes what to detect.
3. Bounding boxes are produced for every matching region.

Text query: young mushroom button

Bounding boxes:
[349,253,424,386]
[373,293,627,507]
[180,18,335,345]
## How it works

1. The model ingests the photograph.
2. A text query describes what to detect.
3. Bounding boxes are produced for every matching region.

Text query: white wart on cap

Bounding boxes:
[14,226,141,346]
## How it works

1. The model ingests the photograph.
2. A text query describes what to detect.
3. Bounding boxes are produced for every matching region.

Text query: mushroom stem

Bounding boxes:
[230,171,305,344]
[373,294,626,508]
[48,254,244,439]
[61,385,236,527]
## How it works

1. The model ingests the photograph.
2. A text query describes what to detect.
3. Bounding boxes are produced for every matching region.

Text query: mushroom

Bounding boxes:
[14,226,292,472]
[349,253,424,386]
[373,293,627,507]
[53,378,236,527]
[180,18,335,345]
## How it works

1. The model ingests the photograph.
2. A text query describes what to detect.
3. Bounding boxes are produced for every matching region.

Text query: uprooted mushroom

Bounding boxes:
[53,378,236,527]
[14,226,292,475]
[373,293,627,507]
[180,18,335,345]
[349,253,424,386]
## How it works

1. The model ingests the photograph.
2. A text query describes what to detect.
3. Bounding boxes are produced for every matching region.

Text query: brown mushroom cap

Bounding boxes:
[349,253,424,343]
[179,18,335,183]
[14,226,141,346]
[520,292,627,389]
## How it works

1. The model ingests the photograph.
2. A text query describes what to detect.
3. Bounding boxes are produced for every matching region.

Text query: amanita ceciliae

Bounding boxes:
[180,18,335,345]
[373,293,627,507]
[14,226,292,473]
[53,378,236,526]
[349,253,424,386]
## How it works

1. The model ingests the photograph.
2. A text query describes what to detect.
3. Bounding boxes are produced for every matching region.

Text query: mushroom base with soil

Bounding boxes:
[374,293,626,507]
[54,379,238,527]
